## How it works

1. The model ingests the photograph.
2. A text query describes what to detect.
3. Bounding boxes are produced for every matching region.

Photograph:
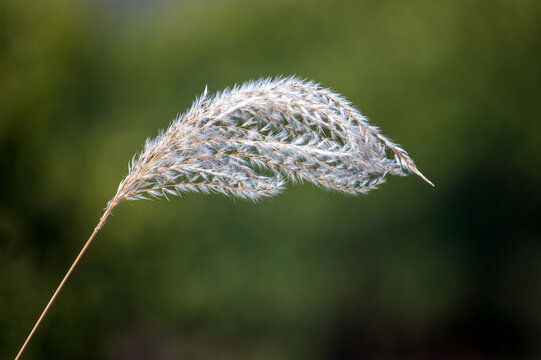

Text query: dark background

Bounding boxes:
[1,0,540,359]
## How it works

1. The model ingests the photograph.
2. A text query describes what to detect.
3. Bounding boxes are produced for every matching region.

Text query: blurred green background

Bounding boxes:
[1,0,540,359]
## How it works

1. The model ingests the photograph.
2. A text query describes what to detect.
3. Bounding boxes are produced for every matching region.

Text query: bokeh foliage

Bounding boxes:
[1,0,540,358]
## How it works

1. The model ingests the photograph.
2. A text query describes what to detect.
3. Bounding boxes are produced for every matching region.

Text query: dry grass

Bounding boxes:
[15,76,432,359]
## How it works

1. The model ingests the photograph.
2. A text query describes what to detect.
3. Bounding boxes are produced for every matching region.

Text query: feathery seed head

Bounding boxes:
[110,76,432,208]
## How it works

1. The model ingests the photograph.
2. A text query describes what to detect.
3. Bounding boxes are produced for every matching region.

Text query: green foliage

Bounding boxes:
[1,0,540,358]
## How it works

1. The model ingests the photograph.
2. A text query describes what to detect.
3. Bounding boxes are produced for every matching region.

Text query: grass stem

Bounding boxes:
[14,203,117,360]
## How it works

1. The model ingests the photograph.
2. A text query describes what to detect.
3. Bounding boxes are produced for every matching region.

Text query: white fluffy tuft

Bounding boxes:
[110,76,432,205]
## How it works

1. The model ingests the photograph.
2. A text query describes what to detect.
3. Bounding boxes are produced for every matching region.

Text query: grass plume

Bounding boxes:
[15,76,432,359]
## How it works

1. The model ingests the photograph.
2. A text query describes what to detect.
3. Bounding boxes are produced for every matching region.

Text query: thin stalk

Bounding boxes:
[14,202,118,360]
